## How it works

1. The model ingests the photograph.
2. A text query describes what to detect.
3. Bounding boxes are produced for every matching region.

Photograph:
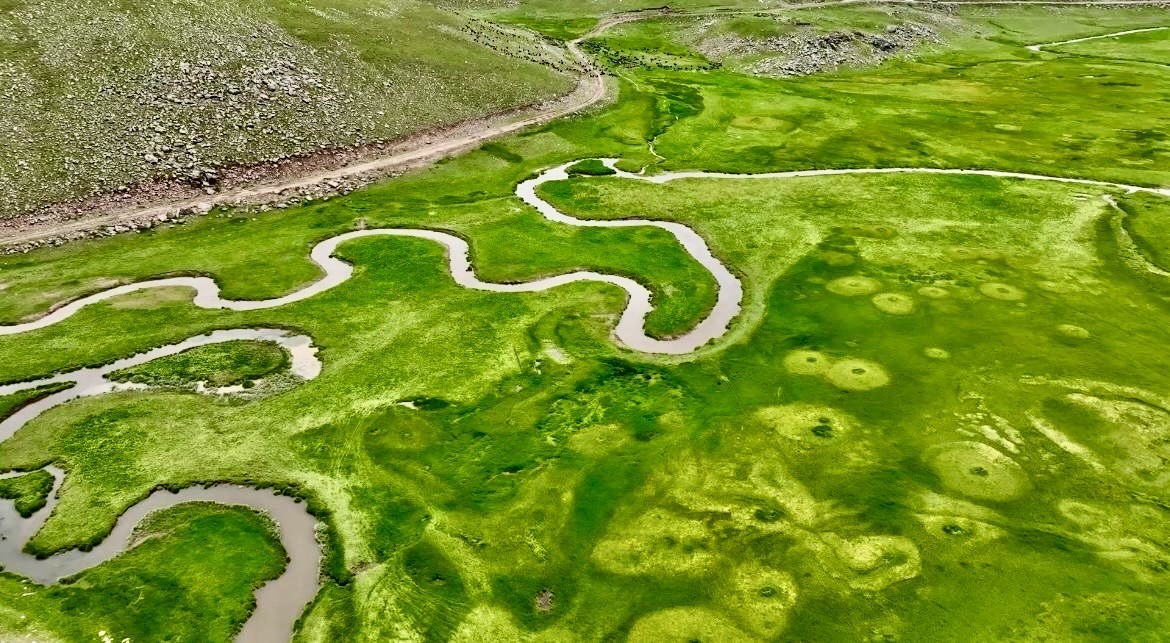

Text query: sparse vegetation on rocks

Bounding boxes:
[0,0,573,220]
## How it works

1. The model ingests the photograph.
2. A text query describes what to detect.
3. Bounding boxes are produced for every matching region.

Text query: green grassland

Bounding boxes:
[1121,192,1170,272]
[0,468,53,516]
[1,4,1170,641]
[0,503,285,642]
[109,340,291,389]
[0,382,72,419]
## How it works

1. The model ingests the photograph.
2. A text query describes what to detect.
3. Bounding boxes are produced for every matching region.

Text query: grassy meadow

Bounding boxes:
[1,3,1170,641]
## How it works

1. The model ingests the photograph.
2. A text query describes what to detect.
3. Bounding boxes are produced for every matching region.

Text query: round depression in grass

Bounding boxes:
[917,286,949,299]
[928,441,1030,502]
[755,403,856,443]
[721,562,798,638]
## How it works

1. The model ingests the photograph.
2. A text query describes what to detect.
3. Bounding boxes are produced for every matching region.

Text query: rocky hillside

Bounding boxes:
[701,21,946,77]
[0,0,574,218]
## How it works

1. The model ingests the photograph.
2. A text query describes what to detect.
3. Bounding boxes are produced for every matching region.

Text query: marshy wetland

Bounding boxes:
[2,2,1170,641]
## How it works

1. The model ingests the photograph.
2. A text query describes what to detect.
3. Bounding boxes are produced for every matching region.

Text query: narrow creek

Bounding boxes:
[1,156,1168,641]
[0,329,323,643]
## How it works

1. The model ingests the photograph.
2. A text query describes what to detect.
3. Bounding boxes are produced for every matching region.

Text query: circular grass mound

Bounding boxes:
[917,286,949,299]
[924,347,951,360]
[819,251,857,267]
[979,282,1026,301]
[947,246,1002,261]
[1056,324,1091,339]
[825,534,921,591]
[827,275,881,297]
[872,292,916,315]
[755,403,857,443]
[928,441,1030,502]
[591,508,719,578]
[826,359,890,391]
[782,350,832,376]
[720,562,798,638]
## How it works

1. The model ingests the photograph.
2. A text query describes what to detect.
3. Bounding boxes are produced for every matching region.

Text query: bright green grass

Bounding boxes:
[0,469,53,517]
[108,340,291,388]
[538,171,1123,333]
[0,382,73,419]
[0,503,285,642]
[491,14,599,40]
[2,5,1170,641]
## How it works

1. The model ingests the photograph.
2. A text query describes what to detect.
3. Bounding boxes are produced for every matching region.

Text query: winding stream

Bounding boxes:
[0,162,749,354]
[8,162,1165,351]
[2,22,1170,640]
[0,330,323,643]
[0,329,320,441]
[1,158,1168,641]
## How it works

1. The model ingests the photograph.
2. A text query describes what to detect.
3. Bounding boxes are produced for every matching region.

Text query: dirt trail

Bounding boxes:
[1026,25,1169,51]
[0,31,608,249]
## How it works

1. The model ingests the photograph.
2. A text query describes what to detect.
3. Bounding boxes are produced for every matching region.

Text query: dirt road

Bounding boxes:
[0,31,609,248]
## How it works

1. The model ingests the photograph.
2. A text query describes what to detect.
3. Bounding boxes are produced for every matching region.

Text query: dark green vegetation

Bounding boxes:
[566,159,616,176]
[0,504,285,641]
[1120,191,1170,272]
[2,3,1170,641]
[0,469,53,517]
[109,340,291,389]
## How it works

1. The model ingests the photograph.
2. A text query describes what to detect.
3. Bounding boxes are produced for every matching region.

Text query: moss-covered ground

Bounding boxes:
[1,4,1169,641]
[0,503,285,642]
[0,468,53,517]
